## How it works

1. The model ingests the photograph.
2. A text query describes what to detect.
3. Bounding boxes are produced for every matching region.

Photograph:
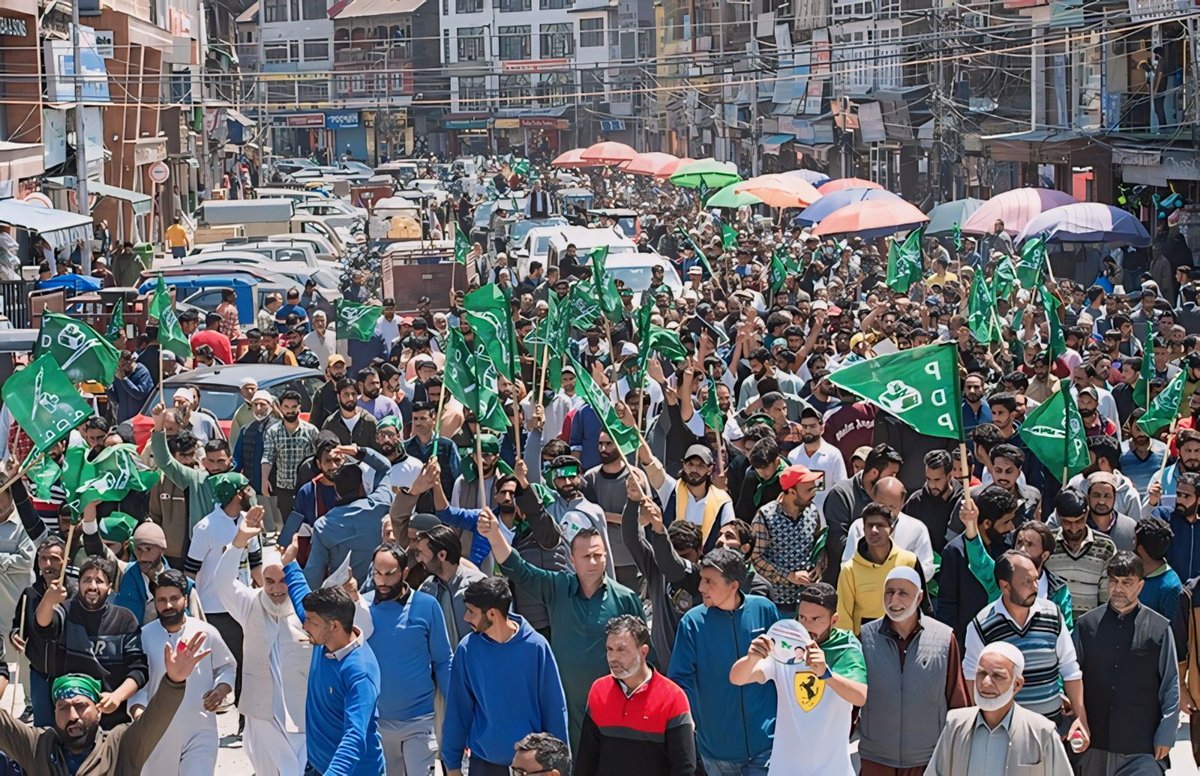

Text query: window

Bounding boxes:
[539,23,574,57]
[541,0,568,8]
[267,81,294,102]
[579,18,603,47]
[580,68,603,98]
[303,39,328,60]
[289,41,300,60]
[290,0,300,22]
[301,0,325,19]
[498,25,531,60]
[443,30,451,63]
[537,71,573,105]
[263,0,287,22]
[500,74,531,102]
[497,0,530,10]
[457,26,486,60]
[263,43,289,63]
[458,76,487,110]
[456,0,483,12]
[297,78,328,101]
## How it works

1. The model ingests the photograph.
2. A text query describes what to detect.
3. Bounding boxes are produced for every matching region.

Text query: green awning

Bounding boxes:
[91,182,152,217]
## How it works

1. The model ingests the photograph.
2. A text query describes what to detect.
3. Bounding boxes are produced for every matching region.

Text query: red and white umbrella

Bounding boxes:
[811,199,930,237]
[580,141,639,165]
[734,174,823,208]
[818,177,883,195]
[621,152,680,178]
[961,188,1078,236]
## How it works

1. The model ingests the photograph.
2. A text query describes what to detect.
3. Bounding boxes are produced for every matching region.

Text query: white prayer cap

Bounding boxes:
[260,546,283,568]
[979,642,1025,675]
[884,566,922,590]
[239,376,259,389]
[252,390,274,404]
[173,387,195,403]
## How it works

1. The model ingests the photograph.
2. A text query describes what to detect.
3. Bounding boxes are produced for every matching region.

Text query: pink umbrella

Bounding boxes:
[811,199,929,238]
[818,177,883,194]
[734,174,823,208]
[551,148,589,169]
[580,141,639,165]
[621,152,680,177]
[657,156,694,179]
[961,188,1078,236]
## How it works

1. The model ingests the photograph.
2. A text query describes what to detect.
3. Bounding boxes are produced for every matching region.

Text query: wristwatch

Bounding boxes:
[819,667,832,680]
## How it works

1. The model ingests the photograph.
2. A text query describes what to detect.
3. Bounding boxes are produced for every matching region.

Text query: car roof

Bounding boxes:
[162,363,323,388]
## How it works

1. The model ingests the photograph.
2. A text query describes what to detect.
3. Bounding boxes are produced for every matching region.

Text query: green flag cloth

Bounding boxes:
[62,443,161,515]
[34,312,120,386]
[676,229,715,278]
[1138,368,1186,436]
[634,325,688,389]
[104,303,125,344]
[1017,235,1047,290]
[336,299,382,342]
[464,285,518,379]
[454,224,471,266]
[564,282,602,331]
[3,355,93,455]
[769,250,790,297]
[966,273,999,345]
[512,158,529,177]
[722,223,739,250]
[1018,387,1089,482]
[993,256,1018,302]
[952,224,962,252]
[826,341,963,441]
[147,275,191,359]
[444,327,509,431]
[526,296,564,392]
[569,354,639,456]
[885,228,924,293]
[1041,287,1066,360]
[700,377,725,433]
[590,246,624,323]
[25,455,61,501]
[1135,326,1156,409]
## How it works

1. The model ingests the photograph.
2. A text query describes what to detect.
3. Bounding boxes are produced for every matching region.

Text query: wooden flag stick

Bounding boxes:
[537,345,552,411]
[58,521,76,587]
[474,433,486,508]
[958,442,975,506]
[1157,417,1180,484]
[431,376,450,460]
[9,603,24,714]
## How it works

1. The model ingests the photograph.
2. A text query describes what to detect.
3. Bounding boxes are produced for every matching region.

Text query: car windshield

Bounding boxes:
[531,235,552,256]
[511,218,566,244]
[609,265,683,292]
[474,203,493,227]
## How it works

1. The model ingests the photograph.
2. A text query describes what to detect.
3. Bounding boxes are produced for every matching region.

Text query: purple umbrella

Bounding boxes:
[1016,203,1150,247]
[792,187,902,226]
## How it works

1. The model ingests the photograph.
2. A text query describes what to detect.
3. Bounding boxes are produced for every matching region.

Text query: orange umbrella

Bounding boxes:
[818,177,883,194]
[622,152,680,177]
[811,199,929,237]
[658,157,694,179]
[734,174,823,208]
[551,148,589,168]
[580,141,639,165]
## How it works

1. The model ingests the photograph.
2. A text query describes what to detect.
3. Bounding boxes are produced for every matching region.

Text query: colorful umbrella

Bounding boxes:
[707,183,762,209]
[734,174,822,208]
[657,156,694,179]
[780,169,831,187]
[961,188,1077,236]
[794,187,901,226]
[551,148,589,169]
[669,158,741,190]
[580,141,639,165]
[621,152,680,178]
[811,199,930,238]
[925,198,985,236]
[1015,203,1151,247]
[818,177,883,194]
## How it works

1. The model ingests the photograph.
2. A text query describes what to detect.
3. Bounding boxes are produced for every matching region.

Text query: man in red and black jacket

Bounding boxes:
[575,615,696,776]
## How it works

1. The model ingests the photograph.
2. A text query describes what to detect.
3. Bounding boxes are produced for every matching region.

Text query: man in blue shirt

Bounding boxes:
[274,287,309,334]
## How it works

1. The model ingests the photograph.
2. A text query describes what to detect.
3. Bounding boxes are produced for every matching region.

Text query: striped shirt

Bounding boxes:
[1044,529,1115,617]
[963,597,1081,718]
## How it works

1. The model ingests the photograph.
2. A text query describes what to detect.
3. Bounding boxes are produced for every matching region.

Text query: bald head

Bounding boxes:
[872,476,907,515]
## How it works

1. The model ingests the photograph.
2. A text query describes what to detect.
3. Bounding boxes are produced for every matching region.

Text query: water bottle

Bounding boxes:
[1069,730,1085,753]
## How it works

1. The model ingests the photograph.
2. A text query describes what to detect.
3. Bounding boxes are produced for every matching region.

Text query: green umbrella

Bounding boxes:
[706,182,762,208]
[669,158,741,190]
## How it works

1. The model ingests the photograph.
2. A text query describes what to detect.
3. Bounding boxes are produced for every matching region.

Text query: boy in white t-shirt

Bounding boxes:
[730,582,868,775]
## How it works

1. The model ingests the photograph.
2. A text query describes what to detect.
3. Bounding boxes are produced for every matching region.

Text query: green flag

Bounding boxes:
[444,328,509,431]
[454,224,470,266]
[2,355,93,455]
[770,250,790,297]
[63,443,160,515]
[1018,388,1089,482]
[564,282,602,331]
[1135,326,1156,409]
[826,341,962,441]
[147,275,192,359]
[722,223,739,250]
[463,308,517,381]
[105,303,125,344]
[512,158,530,177]
[634,325,688,389]
[885,228,924,293]
[677,228,715,278]
[464,285,518,379]
[336,299,382,342]
[952,223,962,252]
[34,312,121,386]
[1138,369,1186,436]
[700,376,725,434]
[966,272,999,345]
[570,354,639,456]
[1041,287,1066,360]
[527,295,565,392]
[590,246,624,324]
[1017,235,1047,290]
[25,455,61,501]
[993,256,1018,302]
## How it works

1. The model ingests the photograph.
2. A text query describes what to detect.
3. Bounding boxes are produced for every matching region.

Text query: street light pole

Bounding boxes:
[70,0,91,273]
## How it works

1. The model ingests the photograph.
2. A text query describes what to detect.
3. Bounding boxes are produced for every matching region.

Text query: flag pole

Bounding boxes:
[537,346,551,411]
[10,600,24,714]
[0,452,44,497]
[511,402,522,465]
[58,521,76,586]
[1157,417,1180,484]
[431,378,449,460]
[604,320,616,371]
[957,442,974,506]
[158,346,165,408]
[474,432,486,507]
[714,422,726,477]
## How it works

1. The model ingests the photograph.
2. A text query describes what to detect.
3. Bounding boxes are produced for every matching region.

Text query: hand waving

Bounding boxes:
[164,632,212,684]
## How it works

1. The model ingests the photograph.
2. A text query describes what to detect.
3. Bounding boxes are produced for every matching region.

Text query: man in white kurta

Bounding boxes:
[128,570,237,776]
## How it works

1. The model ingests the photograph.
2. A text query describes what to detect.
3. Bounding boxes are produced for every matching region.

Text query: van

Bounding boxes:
[194,242,320,267]
[196,201,349,256]
[529,225,637,278]
[253,187,334,205]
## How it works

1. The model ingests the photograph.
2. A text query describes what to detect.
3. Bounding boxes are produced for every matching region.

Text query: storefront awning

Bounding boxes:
[91,182,152,217]
[0,198,92,249]
[226,109,256,128]
[761,134,794,154]
[0,141,45,182]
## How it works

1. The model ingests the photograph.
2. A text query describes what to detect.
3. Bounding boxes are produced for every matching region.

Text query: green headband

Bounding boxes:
[52,674,102,705]
[477,434,500,455]
[378,416,401,431]
[99,512,137,544]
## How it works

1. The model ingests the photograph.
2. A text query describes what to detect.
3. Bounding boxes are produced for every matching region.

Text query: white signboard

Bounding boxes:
[94,30,114,59]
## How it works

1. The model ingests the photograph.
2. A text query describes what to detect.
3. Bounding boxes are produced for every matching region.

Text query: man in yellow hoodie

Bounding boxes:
[836,502,921,634]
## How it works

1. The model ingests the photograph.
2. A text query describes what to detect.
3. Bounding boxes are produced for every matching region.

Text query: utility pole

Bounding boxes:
[930,9,942,205]
[70,3,91,273]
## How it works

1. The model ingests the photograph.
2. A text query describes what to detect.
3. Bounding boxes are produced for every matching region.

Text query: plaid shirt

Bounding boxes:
[262,420,319,489]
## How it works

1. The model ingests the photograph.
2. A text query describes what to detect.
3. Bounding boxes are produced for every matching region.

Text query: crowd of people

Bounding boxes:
[0,155,1195,776]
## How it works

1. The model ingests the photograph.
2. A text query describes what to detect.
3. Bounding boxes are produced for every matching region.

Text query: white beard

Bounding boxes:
[973,684,1015,712]
[884,600,921,623]
[262,595,293,619]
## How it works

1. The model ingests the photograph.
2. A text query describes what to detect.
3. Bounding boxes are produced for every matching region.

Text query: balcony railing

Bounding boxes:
[334,44,411,65]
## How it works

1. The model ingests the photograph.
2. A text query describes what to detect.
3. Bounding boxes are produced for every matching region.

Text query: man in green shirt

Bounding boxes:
[477,506,647,750]
[150,403,228,535]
